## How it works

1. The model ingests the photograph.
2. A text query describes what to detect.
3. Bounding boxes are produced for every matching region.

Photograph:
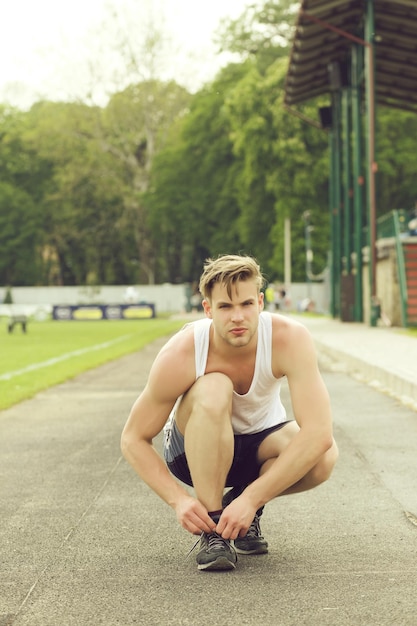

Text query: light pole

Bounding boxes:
[303,211,313,299]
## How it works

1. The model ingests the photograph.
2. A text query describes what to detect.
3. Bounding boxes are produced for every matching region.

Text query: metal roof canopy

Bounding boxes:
[283,0,417,325]
[285,0,417,113]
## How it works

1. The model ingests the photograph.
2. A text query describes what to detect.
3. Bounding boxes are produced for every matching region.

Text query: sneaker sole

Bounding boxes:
[197,556,237,571]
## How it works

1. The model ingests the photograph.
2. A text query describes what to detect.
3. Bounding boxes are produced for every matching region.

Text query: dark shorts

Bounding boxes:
[163,420,293,488]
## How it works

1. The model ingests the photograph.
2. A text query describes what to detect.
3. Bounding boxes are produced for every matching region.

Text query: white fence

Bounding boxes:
[0,284,186,318]
[0,281,329,318]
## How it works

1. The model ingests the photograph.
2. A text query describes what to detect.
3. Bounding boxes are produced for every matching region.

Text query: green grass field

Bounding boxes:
[0,317,186,411]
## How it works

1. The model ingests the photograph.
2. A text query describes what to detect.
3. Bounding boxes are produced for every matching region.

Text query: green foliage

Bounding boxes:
[147,52,330,282]
[225,60,283,273]
[25,101,136,285]
[376,107,417,212]
[0,1,416,287]
[0,83,191,286]
[215,0,297,71]
[145,64,249,283]
[0,181,41,285]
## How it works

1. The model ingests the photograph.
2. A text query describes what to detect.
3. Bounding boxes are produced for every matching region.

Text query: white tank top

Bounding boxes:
[193,311,287,434]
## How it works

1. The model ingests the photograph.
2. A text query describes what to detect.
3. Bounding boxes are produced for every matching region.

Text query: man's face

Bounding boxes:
[203,279,264,348]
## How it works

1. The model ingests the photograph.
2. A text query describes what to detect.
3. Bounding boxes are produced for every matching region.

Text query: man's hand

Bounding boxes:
[175,495,216,535]
[216,495,256,540]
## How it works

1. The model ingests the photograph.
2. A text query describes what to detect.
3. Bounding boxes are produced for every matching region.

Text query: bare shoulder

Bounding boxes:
[270,313,314,346]
[124,323,198,439]
[270,314,317,377]
[155,322,195,363]
[147,323,197,401]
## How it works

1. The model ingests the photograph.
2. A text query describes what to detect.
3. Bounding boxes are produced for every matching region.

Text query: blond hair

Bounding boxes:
[199,254,264,301]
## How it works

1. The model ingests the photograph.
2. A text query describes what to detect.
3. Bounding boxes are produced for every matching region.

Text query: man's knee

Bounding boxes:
[194,372,233,397]
[177,373,233,427]
[311,440,338,485]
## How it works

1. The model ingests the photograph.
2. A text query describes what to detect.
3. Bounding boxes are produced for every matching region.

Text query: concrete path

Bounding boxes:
[1,318,416,626]
[294,315,417,410]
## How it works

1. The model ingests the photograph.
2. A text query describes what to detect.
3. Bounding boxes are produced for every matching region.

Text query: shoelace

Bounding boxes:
[186,532,228,558]
[186,532,203,559]
[206,532,229,552]
[187,517,262,557]
[244,515,262,538]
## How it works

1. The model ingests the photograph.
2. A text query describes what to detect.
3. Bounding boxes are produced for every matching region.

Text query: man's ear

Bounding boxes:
[202,299,212,318]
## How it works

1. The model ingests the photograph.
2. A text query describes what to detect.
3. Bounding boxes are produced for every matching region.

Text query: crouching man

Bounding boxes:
[121,254,338,571]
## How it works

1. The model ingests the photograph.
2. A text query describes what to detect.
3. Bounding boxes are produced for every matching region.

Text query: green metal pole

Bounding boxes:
[342,88,352,275]
[365,0,378,325]
[328,129,336,317]
[351,44,364,321]
[393,210,408,327]
[332,91,342,318]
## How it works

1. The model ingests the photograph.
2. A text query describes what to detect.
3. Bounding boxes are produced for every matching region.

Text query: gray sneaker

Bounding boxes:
[234,514,268,555]
[222,488,268,555]
[196,532,237,571]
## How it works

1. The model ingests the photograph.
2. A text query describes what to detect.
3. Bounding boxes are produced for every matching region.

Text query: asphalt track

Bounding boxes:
[1,324,417,625]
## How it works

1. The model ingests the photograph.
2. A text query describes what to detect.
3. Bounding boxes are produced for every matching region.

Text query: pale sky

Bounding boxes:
[1,0,253,109]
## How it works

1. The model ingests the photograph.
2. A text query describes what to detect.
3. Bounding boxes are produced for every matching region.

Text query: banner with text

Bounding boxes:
[52,303,156,321]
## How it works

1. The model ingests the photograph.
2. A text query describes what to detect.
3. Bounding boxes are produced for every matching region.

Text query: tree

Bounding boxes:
[3,1,417,288]
[0,105,45,284]
[0,181,40,285]
[376,106,417,213]
[145,48,330,283]
[215,0,297,72]
[21,101,131,285]
[100,80,191,283]
[224,60,280,273]
[145,63,250,283]
[73,1,192,283]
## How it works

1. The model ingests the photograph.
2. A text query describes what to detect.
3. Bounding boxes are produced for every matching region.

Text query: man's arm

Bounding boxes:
[217,319,335,539]
[120,333,216,536]
[252,319,333,497]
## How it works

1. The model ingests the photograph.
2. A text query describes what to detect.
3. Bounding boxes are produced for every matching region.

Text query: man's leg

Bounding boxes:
[257,421,339,494]
[175,372,237,570]
[175,372,235,511]
[222,486,269,555]
[223,422,337,556]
